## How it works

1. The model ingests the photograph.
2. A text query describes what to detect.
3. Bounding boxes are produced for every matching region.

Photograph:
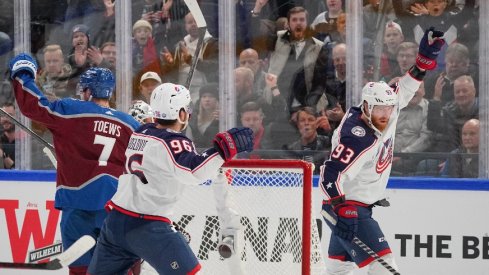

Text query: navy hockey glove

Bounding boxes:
[333,203,358,242]
[9,53,38,80]
[416,27,445,71]
[213,127,254,161]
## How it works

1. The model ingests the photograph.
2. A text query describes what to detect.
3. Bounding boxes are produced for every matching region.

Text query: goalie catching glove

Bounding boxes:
[9,53,38,80]
[213,127,254,161]
[416,27,445,71]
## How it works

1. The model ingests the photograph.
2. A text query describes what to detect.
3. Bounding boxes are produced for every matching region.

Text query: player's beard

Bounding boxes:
[371,115,389,132]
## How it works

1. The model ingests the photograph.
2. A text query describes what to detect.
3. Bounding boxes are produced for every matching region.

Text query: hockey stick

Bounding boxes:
[0,235,96,270]
[183,0,207,89]
[0,107,55,153]
[321,210,401,275]
[43,147,57,168]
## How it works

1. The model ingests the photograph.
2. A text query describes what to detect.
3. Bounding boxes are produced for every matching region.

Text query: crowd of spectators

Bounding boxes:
[0,0,481,177]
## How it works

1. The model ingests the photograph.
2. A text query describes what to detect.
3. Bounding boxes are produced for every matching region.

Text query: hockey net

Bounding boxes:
[172,159,326,275]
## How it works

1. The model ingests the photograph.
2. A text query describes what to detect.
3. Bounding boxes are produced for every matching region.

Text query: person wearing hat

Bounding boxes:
[380,21,405,80]
[68,24,91,69]
[132,19,160,75]
[188,83,220,149]
[139,71,162,103]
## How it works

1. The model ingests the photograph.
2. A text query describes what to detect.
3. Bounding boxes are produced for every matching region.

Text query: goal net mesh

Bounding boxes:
[171,159,326,275]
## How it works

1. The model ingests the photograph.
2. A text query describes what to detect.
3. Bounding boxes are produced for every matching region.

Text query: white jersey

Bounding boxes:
[320,73,421,205]
[111,123,224,220]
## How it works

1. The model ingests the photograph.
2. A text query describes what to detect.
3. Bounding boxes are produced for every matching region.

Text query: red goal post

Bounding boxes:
[172,159,326,275]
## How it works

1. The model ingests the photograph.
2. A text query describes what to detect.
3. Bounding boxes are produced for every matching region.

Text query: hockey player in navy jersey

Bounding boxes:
[319,27,445,274]
[87,82,253,274]
[9,54,140,275]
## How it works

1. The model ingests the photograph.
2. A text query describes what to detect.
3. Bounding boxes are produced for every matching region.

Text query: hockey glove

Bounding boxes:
[333,203,358,242]
[416,27,445,71]
[9,53,38,80]
[213,127,254,161]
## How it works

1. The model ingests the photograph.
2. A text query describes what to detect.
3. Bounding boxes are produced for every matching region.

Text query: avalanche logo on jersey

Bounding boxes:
[376,137,393,173]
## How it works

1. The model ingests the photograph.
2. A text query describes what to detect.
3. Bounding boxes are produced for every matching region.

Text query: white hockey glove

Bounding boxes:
[218,229,237,258]
[213,170,241,258]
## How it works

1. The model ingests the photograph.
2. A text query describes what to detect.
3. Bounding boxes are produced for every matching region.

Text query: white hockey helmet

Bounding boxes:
[361,81,398,111]
[128,100,154,124]
[150,83,192,120]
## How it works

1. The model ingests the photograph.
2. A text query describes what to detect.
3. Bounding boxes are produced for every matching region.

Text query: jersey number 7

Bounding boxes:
[94,134,116,166]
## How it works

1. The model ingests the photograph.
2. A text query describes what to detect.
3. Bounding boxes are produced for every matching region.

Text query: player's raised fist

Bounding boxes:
[213,127,254,161]
[9,53,38,80]
[416,27,445,71]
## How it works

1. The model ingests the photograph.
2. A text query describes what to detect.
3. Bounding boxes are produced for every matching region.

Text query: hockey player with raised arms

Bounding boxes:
[320,27,445,274]
[87,82,254,274]
[8,55,140,275]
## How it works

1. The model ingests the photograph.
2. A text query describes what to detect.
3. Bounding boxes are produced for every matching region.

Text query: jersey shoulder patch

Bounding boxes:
[339,108,376,150]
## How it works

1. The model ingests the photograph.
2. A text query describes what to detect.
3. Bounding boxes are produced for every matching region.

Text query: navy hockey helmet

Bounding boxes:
[79,68,115,99]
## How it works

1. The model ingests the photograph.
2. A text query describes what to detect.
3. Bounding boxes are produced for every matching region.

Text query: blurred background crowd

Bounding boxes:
[0,0,482,178]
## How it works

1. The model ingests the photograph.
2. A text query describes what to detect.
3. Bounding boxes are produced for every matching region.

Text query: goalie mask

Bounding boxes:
[78,67,115,99]
[150,83,192,128]
[361,81,398,133]
[128,100,154,124]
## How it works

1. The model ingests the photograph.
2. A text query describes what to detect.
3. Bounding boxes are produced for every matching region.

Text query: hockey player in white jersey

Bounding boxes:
[319,27,445,275]
[87,83,254,275]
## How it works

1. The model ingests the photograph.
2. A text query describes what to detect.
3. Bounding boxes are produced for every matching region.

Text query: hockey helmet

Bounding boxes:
[78,67,115,99]
[128,100,154,124]
[150,83,192,120]
[361,81,398,113]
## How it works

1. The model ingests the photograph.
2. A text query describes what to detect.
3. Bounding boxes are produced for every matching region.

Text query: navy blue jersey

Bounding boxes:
[111,123,224,219]
[319,73,421,204]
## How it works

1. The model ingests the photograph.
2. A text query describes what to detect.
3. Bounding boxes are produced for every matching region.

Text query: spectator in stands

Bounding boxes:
[267,6,328,115]
[238,48,266,97]
[424,42,474,105]
[363,0,396,43]
[67,24,92,74]
[136,0,176,52]
[239,101,272,150]
[440,118,479,178]
[0,102,15,169]
[408,0,471,46]
[161,12,219,101]
[132,19,161,77]
[89,0,116,48]
[384,41,418,83]
[283,106,331,174]
[37,44,73,100]
[188,83,220,149]
[63,0,104,38]
[392,81,432,175]
[428,74,478,153]
[398,0,477,73]
[380,21,405,81]
[311,0,344,43]
[235,67,262,107]
[306,42,346,112]
[100,42,117,72]
[138,71,162,103]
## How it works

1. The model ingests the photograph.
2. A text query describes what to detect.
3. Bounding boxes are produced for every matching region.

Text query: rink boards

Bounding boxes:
[0,170,488,275]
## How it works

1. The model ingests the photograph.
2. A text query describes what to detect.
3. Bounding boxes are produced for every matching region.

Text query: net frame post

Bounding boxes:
[224,159,314,275]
